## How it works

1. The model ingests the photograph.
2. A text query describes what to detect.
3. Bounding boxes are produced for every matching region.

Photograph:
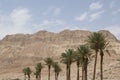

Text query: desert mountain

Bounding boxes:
[0,29,120,80]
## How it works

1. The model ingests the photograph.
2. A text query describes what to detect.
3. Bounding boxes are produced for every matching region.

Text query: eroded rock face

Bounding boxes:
[98,30,118,41]
[0,29,120,80]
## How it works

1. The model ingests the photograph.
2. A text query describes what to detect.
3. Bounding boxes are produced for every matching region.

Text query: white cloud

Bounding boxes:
[90,10,104,21]
[55,20,65,25]
[42,7,61,16]
[110,1,115,8]
[0,8,32,39]
[75,12,88,21]
[53,8,61,16]
[42,7,53,16]
[104,25,120,39]
[33,19,88,33]
[33,19,66,31]
[32,20,52,30]
[89,2,103,10]
[112,9,120,15]
[41,20,52,27]
[75,2,104,22]
[10,8,31,27]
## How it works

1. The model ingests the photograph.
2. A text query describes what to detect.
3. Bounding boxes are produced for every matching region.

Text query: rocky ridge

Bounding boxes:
[0,29,120,80]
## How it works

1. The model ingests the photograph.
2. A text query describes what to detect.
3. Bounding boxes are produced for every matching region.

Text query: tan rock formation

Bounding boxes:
[0,29,120,80]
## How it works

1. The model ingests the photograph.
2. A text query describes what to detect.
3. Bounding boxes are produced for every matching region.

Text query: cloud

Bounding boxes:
[10,8,31,27]
[75,12,88,21]
[41,20,52,27]
[33,19,88,33]
[110,1,115,8]
[32,20,52,31]
[75,2,104,22]
[0,8,32,39]
[42,7,61,17]
[89,2,103,10]
[75,10,104,22]
[53,8,61,16]
[104,25,120,39]
[90,10,104,21]
[33,19,66,31]
[112,9,120,15]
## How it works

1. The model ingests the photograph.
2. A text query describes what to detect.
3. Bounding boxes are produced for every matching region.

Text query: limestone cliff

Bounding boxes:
[0,30,120,80]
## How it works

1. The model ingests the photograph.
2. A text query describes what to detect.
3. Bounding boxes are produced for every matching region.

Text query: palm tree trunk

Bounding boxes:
[82,65,84,80]
[39,72,41,80]
[37,76,38,80]
[82,57,85,80]
[48,65,51,80]
[93,50,98,80]
[77,61,79,80]
[35,74,38,80]
[28,75,30,80]
[69,65,71,80]
[66,64,69,80]
[85,58,88,80]
[24,75,26,80]
[55,72,57,80]
[100,50,103,80]
[57,73,59,80]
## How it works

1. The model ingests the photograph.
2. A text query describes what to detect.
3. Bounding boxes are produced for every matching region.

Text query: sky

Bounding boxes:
[0,0,120,39]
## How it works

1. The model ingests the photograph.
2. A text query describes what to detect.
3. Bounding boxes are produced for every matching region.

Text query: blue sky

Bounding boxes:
[0,0,120,39]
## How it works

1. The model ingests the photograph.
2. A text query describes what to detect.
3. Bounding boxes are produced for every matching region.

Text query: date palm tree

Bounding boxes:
[88,32,103,80]
[23,67,32,80]
[61,49,75,80]
[98,34,109,80]
[52,62,61,80]
[34,71,39,80]
[44,57,53,80]
[77,45,91,80]
[35,63,43,80]
[74,51,82,80]
[23,68,27,80]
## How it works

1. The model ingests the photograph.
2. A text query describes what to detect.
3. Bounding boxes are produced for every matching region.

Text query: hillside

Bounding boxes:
[0,29,120,80]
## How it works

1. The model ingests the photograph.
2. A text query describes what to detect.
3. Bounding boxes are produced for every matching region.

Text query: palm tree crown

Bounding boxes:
[77,45,91,59]
[88,32,104,52]
[61,49,75,65]
[34,63,43,80]
[52,62,61,80]
[44,57,54,67]
[35,63,43,73]
[23,68,27,75]
[23,68,27,80]
[52,62,61,74]
[23,67,32,80]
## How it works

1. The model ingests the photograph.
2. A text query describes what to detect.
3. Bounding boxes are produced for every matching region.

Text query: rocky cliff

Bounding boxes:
[0,29,120,80]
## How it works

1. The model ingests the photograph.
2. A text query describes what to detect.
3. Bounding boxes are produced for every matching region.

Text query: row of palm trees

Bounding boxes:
[23,58,61,80]
[22,32,109,80]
